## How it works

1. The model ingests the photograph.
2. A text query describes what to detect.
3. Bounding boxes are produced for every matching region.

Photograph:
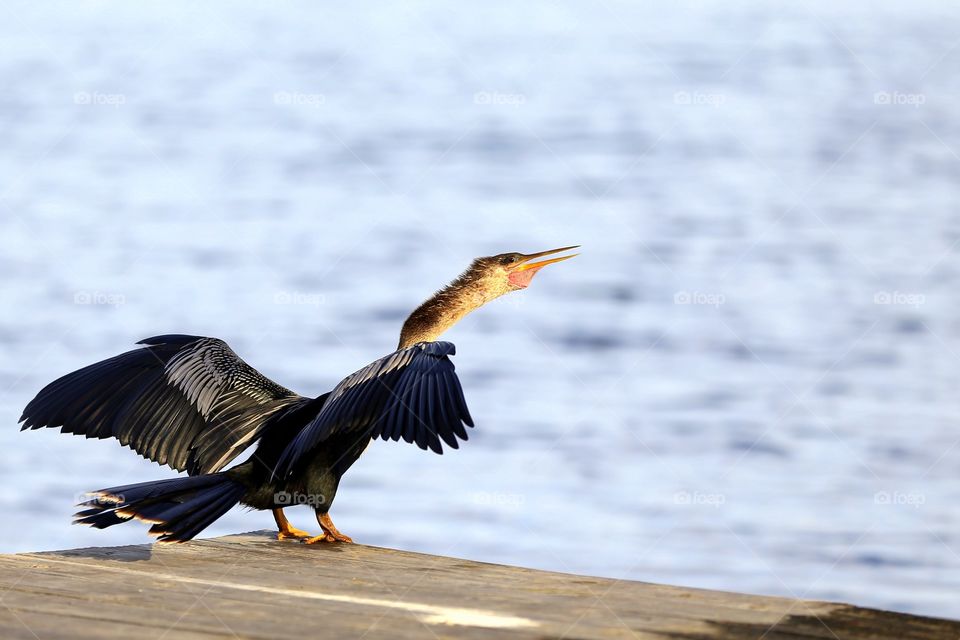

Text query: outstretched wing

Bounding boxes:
[274,341,473,478]
[20,334,308,475]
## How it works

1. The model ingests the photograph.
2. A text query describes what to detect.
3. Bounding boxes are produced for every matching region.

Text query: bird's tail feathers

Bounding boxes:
[74,473,244,543]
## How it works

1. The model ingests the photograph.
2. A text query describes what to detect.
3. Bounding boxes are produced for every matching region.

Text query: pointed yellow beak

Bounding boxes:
[512,245,580,271]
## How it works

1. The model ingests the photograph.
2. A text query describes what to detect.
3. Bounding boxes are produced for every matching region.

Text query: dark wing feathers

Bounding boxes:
[431,375,460,449]
[274,341,473,477]
[442,369,470,441]
[20,334,306,475]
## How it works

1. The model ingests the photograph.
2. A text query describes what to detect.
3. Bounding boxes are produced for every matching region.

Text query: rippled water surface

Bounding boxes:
[1,0,959,620]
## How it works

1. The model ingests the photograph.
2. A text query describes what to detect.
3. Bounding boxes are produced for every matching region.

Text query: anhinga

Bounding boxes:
[20,247,577,543]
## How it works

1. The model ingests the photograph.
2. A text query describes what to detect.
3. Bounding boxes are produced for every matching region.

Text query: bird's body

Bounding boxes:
[20,247,577,543]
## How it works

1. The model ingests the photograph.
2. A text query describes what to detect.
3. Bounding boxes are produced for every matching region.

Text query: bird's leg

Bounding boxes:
[273,508,311,540]
[304,511,353,544]
[318,511,353,543]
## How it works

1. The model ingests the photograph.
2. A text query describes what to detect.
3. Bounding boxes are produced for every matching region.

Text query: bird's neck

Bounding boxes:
[398,277,492,350]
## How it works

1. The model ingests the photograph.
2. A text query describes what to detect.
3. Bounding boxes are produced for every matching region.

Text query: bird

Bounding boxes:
[20,246,578,544]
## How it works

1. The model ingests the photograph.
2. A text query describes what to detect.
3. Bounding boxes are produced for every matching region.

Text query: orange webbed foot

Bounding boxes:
[303,533,334,544]
[277,526,312,541]
[326,531,353,543]
[317,512,353,543]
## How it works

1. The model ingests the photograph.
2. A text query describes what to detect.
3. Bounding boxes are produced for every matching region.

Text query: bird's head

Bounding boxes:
[461,245,581,298]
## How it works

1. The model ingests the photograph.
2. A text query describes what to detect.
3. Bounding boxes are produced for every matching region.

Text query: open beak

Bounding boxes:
[512,245,580,272]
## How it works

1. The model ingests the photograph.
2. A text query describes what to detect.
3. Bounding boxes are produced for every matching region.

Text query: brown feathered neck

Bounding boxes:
[397,259,512,350]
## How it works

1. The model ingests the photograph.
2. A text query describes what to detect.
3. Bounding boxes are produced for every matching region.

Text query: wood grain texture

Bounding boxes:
[0,531,956,639]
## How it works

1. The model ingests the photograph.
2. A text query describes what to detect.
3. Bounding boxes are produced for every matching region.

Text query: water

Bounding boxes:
[1,0,959,621]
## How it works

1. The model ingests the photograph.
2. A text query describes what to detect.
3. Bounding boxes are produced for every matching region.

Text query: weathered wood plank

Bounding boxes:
[0,531,955,639]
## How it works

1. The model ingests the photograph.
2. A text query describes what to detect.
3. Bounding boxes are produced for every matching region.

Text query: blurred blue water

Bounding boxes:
[1,0,959,620]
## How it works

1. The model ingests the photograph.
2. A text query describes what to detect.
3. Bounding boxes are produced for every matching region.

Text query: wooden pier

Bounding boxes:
[0,531,956,639]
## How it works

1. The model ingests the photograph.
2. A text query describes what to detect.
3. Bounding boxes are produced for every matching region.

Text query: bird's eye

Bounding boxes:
[500,256,516,265]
